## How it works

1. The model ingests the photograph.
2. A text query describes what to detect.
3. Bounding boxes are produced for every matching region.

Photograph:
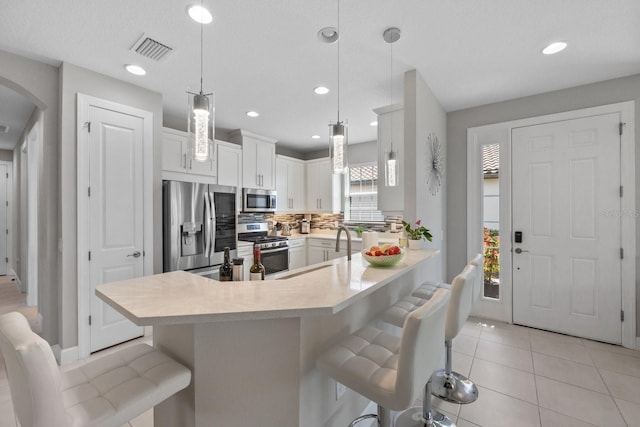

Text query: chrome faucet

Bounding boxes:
[335,224,352,261]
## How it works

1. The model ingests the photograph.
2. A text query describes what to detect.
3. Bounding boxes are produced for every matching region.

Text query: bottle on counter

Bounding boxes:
[232,258,244,281]
[219,247,233,281]
[249,245,265,281]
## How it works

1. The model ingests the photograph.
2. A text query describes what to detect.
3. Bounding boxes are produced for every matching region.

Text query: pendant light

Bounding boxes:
[383,27,400,187]
[329,0,347,174]
[187,1,214,162]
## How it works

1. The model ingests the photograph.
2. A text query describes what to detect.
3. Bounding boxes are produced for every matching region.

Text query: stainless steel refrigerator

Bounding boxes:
[163,180,237,276]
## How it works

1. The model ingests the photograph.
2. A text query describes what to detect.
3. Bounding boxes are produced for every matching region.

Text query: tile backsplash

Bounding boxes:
[237,212,403,233]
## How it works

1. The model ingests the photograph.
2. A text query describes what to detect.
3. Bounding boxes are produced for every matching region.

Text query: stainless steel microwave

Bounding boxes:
[243,188,277,212]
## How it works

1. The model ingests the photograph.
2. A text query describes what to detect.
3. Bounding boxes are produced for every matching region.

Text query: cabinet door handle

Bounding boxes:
[183,153,187,169]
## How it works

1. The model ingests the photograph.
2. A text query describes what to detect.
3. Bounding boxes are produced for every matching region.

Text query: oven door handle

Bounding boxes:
[261,246,289,254]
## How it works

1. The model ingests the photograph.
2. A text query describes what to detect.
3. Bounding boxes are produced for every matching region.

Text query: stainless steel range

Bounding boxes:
[237,223,289,275]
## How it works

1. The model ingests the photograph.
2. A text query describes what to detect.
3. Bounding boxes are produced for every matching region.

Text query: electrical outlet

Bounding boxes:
[336,381,346,400]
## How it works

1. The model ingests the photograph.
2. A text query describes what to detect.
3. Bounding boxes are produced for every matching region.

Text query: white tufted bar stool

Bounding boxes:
[468,253,484,303]
[0,311,192,427]
[430,264,478,404]
[317,289,451,427]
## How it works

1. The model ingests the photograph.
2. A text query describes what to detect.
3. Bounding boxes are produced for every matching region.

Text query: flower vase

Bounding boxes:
[408,239,422,250]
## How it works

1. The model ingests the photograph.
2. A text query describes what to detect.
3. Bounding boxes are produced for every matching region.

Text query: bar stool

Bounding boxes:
[430,264,478,404]
[381,265,479,405]
[468,253,484,303]
[0,312,192,427]
[317,289,451,427]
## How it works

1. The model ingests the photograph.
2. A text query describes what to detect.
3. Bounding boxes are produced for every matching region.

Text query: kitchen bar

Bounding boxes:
[96,248,439,427]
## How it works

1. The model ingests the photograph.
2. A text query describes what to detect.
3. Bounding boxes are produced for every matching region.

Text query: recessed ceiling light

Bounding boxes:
[125,64,146,76]
[187,5,213,24]
[311,135,321,139]
[542,41,567,55]
[317,27,339,44]
[246,111,259,118]
[314,86,330,95]
[370,121,378,127]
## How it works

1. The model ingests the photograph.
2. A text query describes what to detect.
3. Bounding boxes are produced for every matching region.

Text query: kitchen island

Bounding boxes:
[96,248,439,427]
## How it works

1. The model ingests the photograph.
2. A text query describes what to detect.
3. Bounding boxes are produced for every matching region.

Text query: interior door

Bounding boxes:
[88,105,144,352]
[512,113,622,343]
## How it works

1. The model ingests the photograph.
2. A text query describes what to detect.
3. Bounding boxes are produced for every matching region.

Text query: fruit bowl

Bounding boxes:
[362,249,405,267]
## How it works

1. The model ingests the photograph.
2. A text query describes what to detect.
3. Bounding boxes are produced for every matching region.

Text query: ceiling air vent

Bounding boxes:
[0,125,9,134]
[130,34,174,61]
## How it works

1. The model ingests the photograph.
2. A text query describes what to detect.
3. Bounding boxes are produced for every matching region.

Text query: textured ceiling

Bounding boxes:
[1,0,639,152]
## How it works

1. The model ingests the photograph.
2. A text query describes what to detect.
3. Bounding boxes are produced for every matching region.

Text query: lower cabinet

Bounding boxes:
[236,243,253,281]
[288,239,306,271]
[306,238,360,264]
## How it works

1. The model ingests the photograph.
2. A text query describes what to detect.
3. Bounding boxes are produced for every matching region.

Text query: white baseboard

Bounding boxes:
[51,344,79,366]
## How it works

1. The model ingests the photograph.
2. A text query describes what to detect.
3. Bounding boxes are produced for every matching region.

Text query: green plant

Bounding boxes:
[354,226,365,234]
[483,227,500,285]
[402,220,433,241]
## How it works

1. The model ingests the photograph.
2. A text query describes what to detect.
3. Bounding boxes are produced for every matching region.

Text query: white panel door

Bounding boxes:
[88,105,144,352]
[512,113,622,343]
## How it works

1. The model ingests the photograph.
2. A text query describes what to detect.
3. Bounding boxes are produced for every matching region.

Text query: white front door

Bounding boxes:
[512,113,622,344]
[87,104,144,353]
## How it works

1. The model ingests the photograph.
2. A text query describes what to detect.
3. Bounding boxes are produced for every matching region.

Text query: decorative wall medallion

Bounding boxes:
[426,133,444,195]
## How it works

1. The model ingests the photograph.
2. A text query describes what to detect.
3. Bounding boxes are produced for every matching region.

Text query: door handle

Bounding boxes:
[514,248,529,254]
[127,251,141,258]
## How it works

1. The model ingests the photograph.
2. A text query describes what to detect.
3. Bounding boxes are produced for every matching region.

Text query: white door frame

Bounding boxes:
[467,101,636,349]
[77,94,154,358]
[26,116,41,307]
[0,161,13,276]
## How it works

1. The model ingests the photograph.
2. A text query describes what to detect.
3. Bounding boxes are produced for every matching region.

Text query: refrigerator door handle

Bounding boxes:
[204,191,212,258]
[209,191,216,258]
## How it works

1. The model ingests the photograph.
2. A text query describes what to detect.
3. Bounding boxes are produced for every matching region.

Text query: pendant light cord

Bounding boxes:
[389,37,393,150]
[336,0,340,123]
[200,0,204,94]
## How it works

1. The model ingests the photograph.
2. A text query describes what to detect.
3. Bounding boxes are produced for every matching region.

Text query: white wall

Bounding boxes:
[58,62,163,349]
[0,49,59,344]
[405,69,447,281]
[447,73,640,335]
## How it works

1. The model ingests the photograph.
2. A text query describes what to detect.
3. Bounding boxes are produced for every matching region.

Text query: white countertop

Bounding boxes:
[96,248,438,326]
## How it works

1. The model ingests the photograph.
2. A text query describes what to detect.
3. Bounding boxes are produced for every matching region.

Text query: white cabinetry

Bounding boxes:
[237,243,253,282]
[162,127,216,182]
[216,141,242,211]
[232,130,276,189]
[276,155,305,212]
[306,158,334,213]
[287,238,306,270]
[306,238,360,265]
[375,106,404,213]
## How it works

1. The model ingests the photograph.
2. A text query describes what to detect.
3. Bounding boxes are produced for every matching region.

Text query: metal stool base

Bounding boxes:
[395,406,456,427]
[431,369,478,404]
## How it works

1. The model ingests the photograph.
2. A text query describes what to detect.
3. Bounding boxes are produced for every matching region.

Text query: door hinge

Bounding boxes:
[5,229,7,235]
[88,187,91,197]
[4,257,7,263]
[619,122,625,136]
[620,185,623,197]
[88,251,91,261]
[5,201,7,206]
[89,315,92,325]
[621,310,624,322]
[5,173,7,178]
[620,248,624,259]
[85,121,91,133]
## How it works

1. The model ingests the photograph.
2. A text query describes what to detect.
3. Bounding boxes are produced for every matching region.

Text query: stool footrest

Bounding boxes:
[430,369,478,404]
[396,406,456,427]
[348,413,378,427]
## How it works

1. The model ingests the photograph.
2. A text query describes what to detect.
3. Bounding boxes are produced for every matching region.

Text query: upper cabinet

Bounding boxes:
[216,140,243,212]
[162,127,216,183]
[306,158,334,213]
[375,106,404,214]
[276,155,305,212]
[231,130,276,190]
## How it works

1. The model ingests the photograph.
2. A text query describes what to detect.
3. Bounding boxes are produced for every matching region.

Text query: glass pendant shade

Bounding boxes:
[189,92,214,162]
[385,144,398,187]
[330,122,347,174]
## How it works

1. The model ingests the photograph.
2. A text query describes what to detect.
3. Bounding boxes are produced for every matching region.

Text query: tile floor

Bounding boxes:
[1,272,640,427]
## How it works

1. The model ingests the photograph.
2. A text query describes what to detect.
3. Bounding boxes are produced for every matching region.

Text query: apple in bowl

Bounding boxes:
[362,244,404,267]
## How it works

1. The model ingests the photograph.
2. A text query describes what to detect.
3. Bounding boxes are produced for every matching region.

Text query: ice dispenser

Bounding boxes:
[181,221,203,256]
